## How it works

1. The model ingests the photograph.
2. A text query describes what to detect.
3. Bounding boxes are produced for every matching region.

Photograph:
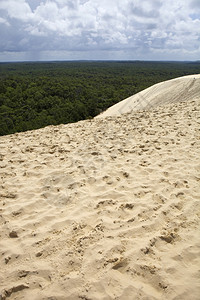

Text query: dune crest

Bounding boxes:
[96,74,200,118]
[0,89,200,299]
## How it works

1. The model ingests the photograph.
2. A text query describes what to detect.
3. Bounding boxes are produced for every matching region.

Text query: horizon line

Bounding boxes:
[1,59,200,64]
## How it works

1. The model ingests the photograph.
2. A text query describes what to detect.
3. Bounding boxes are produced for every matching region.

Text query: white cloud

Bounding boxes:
[0,0,199,61]
[0,0,33,21]
[0,17,10,26]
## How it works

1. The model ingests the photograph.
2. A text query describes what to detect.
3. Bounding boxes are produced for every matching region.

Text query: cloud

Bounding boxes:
[0,0,199,61]
[0,0,33,21]
[128,0,162,18]
[190,0,200,9]
[0,17,10,26]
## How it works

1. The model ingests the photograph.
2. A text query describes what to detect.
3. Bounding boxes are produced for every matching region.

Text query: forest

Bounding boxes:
[0,60,199,136]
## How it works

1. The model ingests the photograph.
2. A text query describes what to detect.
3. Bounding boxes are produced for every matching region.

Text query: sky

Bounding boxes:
[0,0,200,62]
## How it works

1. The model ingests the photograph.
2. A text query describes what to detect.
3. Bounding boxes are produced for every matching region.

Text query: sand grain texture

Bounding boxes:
[0,78,200,299]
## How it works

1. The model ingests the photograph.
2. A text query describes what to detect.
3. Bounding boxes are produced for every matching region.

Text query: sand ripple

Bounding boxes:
[0,98,200,299]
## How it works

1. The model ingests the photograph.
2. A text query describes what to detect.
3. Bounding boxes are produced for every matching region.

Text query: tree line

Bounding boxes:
[0,61,199,135]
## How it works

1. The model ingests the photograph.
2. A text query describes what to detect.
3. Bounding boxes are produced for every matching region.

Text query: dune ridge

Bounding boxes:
[0,83,200,299]
[96,74,200,118]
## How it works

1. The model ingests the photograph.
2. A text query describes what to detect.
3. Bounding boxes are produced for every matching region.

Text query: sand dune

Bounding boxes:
[0,80,200,299]
[96,74,200,118]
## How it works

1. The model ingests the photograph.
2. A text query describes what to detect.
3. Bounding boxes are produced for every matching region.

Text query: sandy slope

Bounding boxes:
[96,74,200,118]
[0,98,200,299]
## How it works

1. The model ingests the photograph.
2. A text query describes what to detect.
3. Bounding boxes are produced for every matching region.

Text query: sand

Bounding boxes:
[0,79,200,299]
[96,74,200,117]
